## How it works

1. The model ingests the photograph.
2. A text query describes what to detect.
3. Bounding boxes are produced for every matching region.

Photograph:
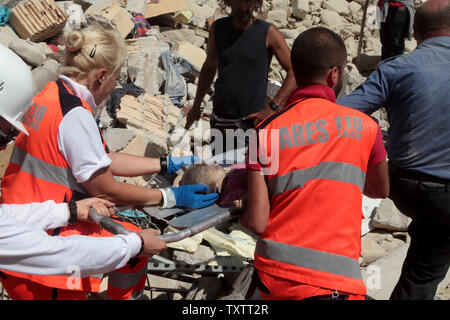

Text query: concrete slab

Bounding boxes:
[362,243,450,300]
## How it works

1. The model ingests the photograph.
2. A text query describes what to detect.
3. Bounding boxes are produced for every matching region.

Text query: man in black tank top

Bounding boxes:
[185,0,296,135]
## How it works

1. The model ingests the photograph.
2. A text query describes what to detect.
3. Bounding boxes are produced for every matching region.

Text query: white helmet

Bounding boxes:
[0,43,34,135]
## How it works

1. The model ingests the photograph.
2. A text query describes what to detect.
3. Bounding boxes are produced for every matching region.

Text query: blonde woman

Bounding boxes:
[0,27,217,300]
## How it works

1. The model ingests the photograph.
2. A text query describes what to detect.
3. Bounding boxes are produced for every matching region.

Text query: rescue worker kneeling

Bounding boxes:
[240,27,389,300]
[0,27,218,300]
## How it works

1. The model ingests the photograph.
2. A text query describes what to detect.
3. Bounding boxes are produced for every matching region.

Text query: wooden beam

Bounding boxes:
[357,0,370,59]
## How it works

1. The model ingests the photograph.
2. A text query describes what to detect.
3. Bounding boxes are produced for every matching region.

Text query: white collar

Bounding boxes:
[58,75,97,112]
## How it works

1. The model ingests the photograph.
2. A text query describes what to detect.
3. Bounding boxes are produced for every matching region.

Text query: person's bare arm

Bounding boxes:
[185,24,219,130]
[239,170,271,235]
[108,152,161,177]
[267,26,297,108]
[363,159,389,198]
[245,25,297,127]
[81,166,163,206]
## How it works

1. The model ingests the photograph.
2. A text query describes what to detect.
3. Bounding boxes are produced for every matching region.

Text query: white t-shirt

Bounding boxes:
[57,75,111,184]
[0,201,141,276]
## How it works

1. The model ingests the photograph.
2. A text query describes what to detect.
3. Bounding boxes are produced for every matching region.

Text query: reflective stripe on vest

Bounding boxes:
[9,145,86,194]
[255,238,362,280]
[268,161,366,197]
[107,265,148,290]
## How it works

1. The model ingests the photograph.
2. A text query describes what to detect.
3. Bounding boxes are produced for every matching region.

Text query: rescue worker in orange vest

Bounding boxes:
[0,43,167,287]
[0,27,218,300]
[240,27,390,300]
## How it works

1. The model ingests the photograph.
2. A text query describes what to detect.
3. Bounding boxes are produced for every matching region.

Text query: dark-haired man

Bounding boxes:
[239,27,389,300]
[185,0,296,148]
[338,0,450,300]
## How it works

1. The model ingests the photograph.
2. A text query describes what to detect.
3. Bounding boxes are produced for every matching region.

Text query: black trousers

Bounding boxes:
[388,165,450,300]
[380,5,409,61]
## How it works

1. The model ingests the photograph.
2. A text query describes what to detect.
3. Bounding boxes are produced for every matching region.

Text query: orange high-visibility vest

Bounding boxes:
[252,97,379,295]
[0,80,146,298]
[1,80,107,204]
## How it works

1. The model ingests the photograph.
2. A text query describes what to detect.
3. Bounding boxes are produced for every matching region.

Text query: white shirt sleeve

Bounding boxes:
[58,107,111,184]
[0,203,141,277]
[2,201,69,230]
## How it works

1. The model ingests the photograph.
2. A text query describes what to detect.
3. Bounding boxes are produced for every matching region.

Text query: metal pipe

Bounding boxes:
[88,208,132,235]
[160,210,236,243]
[90,207,236,243]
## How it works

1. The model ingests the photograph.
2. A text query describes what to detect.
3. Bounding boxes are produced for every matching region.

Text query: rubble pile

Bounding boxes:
[0,0,432,300]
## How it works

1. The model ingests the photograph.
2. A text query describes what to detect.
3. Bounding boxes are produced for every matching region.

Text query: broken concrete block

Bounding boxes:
[291,0,309,19]
[103,128,137,152]
[203,228,256,260]
[9,39,47,67]
[321,10,344,30]
[119,131,168,159]
[173,41,206,73]
[159,94,182,129]
[126,0,148,14]
[145,0,188,18]
[322,0,350,16]
[271,0,289,10]
[31,58,60,95]
[8,0,68,42]
[267,9,288,29]
[349,1,362,17]
[99,107,114,128]
[370,198,411,232]
[172,244,215,265]
[58,2,87,33]
[117,175,149,187]
[85,1,134,38]
[162,28,195,44]
[360,236,386,267]
[116,94,170,143]
[405,39,417,53]
[126,36,169,95]
[0,25,19,47]
[164,225,204,253]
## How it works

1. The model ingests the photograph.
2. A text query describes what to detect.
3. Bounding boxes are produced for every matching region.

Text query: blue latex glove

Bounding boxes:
[167,156,201,174]
[170,185,219,209]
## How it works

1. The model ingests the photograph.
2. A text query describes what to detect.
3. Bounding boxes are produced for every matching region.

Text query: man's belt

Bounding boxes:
[210,113,252,130]
[389,165,449,185]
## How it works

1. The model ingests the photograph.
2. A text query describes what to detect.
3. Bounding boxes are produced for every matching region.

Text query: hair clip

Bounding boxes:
[89,44,97,58]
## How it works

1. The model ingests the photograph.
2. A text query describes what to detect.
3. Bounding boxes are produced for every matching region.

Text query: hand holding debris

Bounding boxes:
[75,198,116,223]
[137,229,167,257]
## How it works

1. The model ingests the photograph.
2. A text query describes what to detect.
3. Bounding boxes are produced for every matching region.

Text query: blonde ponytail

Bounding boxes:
[61,27,127,81]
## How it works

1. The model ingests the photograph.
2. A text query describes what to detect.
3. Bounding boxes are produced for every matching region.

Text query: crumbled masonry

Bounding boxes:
[1,0,447,301]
